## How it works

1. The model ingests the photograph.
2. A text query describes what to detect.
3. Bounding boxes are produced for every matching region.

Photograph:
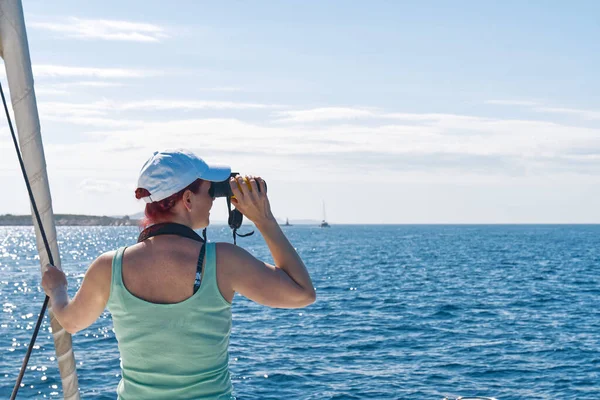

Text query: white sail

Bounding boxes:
[0,1,80,399]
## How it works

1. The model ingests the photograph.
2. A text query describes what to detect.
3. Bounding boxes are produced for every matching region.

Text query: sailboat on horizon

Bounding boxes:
[320,201,330,228]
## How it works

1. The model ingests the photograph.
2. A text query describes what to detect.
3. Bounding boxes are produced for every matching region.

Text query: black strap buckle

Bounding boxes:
[227,197,254,245]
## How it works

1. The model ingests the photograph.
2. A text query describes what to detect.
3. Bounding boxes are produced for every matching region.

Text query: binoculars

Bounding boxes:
[209,172,267,198]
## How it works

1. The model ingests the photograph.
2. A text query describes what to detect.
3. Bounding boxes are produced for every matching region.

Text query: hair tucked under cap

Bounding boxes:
[135,179,203,229]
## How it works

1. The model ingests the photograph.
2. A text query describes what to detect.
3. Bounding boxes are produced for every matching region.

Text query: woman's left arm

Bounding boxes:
[42,252,114,334]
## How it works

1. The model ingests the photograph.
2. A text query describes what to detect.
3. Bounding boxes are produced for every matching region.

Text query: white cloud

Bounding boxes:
[38,100,145,128]
[41,110,600,185]
[45,115,144,128]
[31,17,168,43]
[40,100,113,117]
[32,65,158,79]
[34,81,126,98]
[532,106,600,120]
[35,87,70,96]
[273,108,490,124]
[120,100,284,111]
[487,100,600,120]
[64,81,125,88]
[9,97,598,186]
[485,100,540,106]
[34,99,285,128]
[274,107,377,122]
[78,178,127,193]
[196,87,243,92]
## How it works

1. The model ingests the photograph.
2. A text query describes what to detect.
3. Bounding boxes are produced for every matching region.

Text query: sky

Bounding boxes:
[1,0,600,224]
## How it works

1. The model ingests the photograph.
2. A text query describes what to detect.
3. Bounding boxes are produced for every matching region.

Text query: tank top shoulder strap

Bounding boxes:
[108,246,127,306]
[198,242,231,306]
[203,242,216,281]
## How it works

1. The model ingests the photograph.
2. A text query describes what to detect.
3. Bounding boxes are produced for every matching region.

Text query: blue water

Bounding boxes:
[1,225,599,399]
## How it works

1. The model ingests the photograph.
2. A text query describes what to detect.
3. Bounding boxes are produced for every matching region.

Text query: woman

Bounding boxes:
[42,149,316,399]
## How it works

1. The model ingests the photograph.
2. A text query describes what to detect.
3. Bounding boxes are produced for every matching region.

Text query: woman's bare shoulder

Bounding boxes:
[81,251,116,288]
[215,242,252,267]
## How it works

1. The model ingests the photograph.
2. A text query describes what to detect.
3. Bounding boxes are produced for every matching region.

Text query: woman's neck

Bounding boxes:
[152,214,194,229]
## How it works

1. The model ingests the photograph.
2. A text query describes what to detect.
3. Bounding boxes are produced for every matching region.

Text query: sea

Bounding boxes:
[0,224,599,399]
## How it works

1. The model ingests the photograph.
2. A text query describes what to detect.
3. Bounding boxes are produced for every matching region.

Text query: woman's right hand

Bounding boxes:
[42,263,68,297]
[229,175,275,225]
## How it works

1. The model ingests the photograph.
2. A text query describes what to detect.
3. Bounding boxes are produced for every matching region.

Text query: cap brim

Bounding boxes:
[201,164,232,182]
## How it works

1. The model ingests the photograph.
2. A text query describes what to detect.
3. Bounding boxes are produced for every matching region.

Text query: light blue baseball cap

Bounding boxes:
[137,149,231,203]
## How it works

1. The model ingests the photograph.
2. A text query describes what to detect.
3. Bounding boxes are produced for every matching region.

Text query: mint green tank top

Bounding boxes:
[106,243,234,400]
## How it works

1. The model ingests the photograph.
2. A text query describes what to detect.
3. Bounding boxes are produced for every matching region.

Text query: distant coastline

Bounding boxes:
[0,214,322,227]
[4,215,594,226]
[0,214,139,226]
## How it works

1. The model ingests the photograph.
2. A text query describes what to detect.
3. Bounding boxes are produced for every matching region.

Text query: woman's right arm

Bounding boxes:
[219,175,316,308]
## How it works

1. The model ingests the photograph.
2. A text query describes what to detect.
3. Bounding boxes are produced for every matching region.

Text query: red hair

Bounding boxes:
[135,179,203,229]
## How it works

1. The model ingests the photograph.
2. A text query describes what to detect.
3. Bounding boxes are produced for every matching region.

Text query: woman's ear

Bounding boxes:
[183,190,193,212]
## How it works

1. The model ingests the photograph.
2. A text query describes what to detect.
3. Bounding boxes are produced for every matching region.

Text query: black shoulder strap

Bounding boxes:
[194,243,206,293]
[137,222,205,243]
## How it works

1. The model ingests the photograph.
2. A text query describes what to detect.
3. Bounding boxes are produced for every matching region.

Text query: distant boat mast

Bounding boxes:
[320,200,330,228]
